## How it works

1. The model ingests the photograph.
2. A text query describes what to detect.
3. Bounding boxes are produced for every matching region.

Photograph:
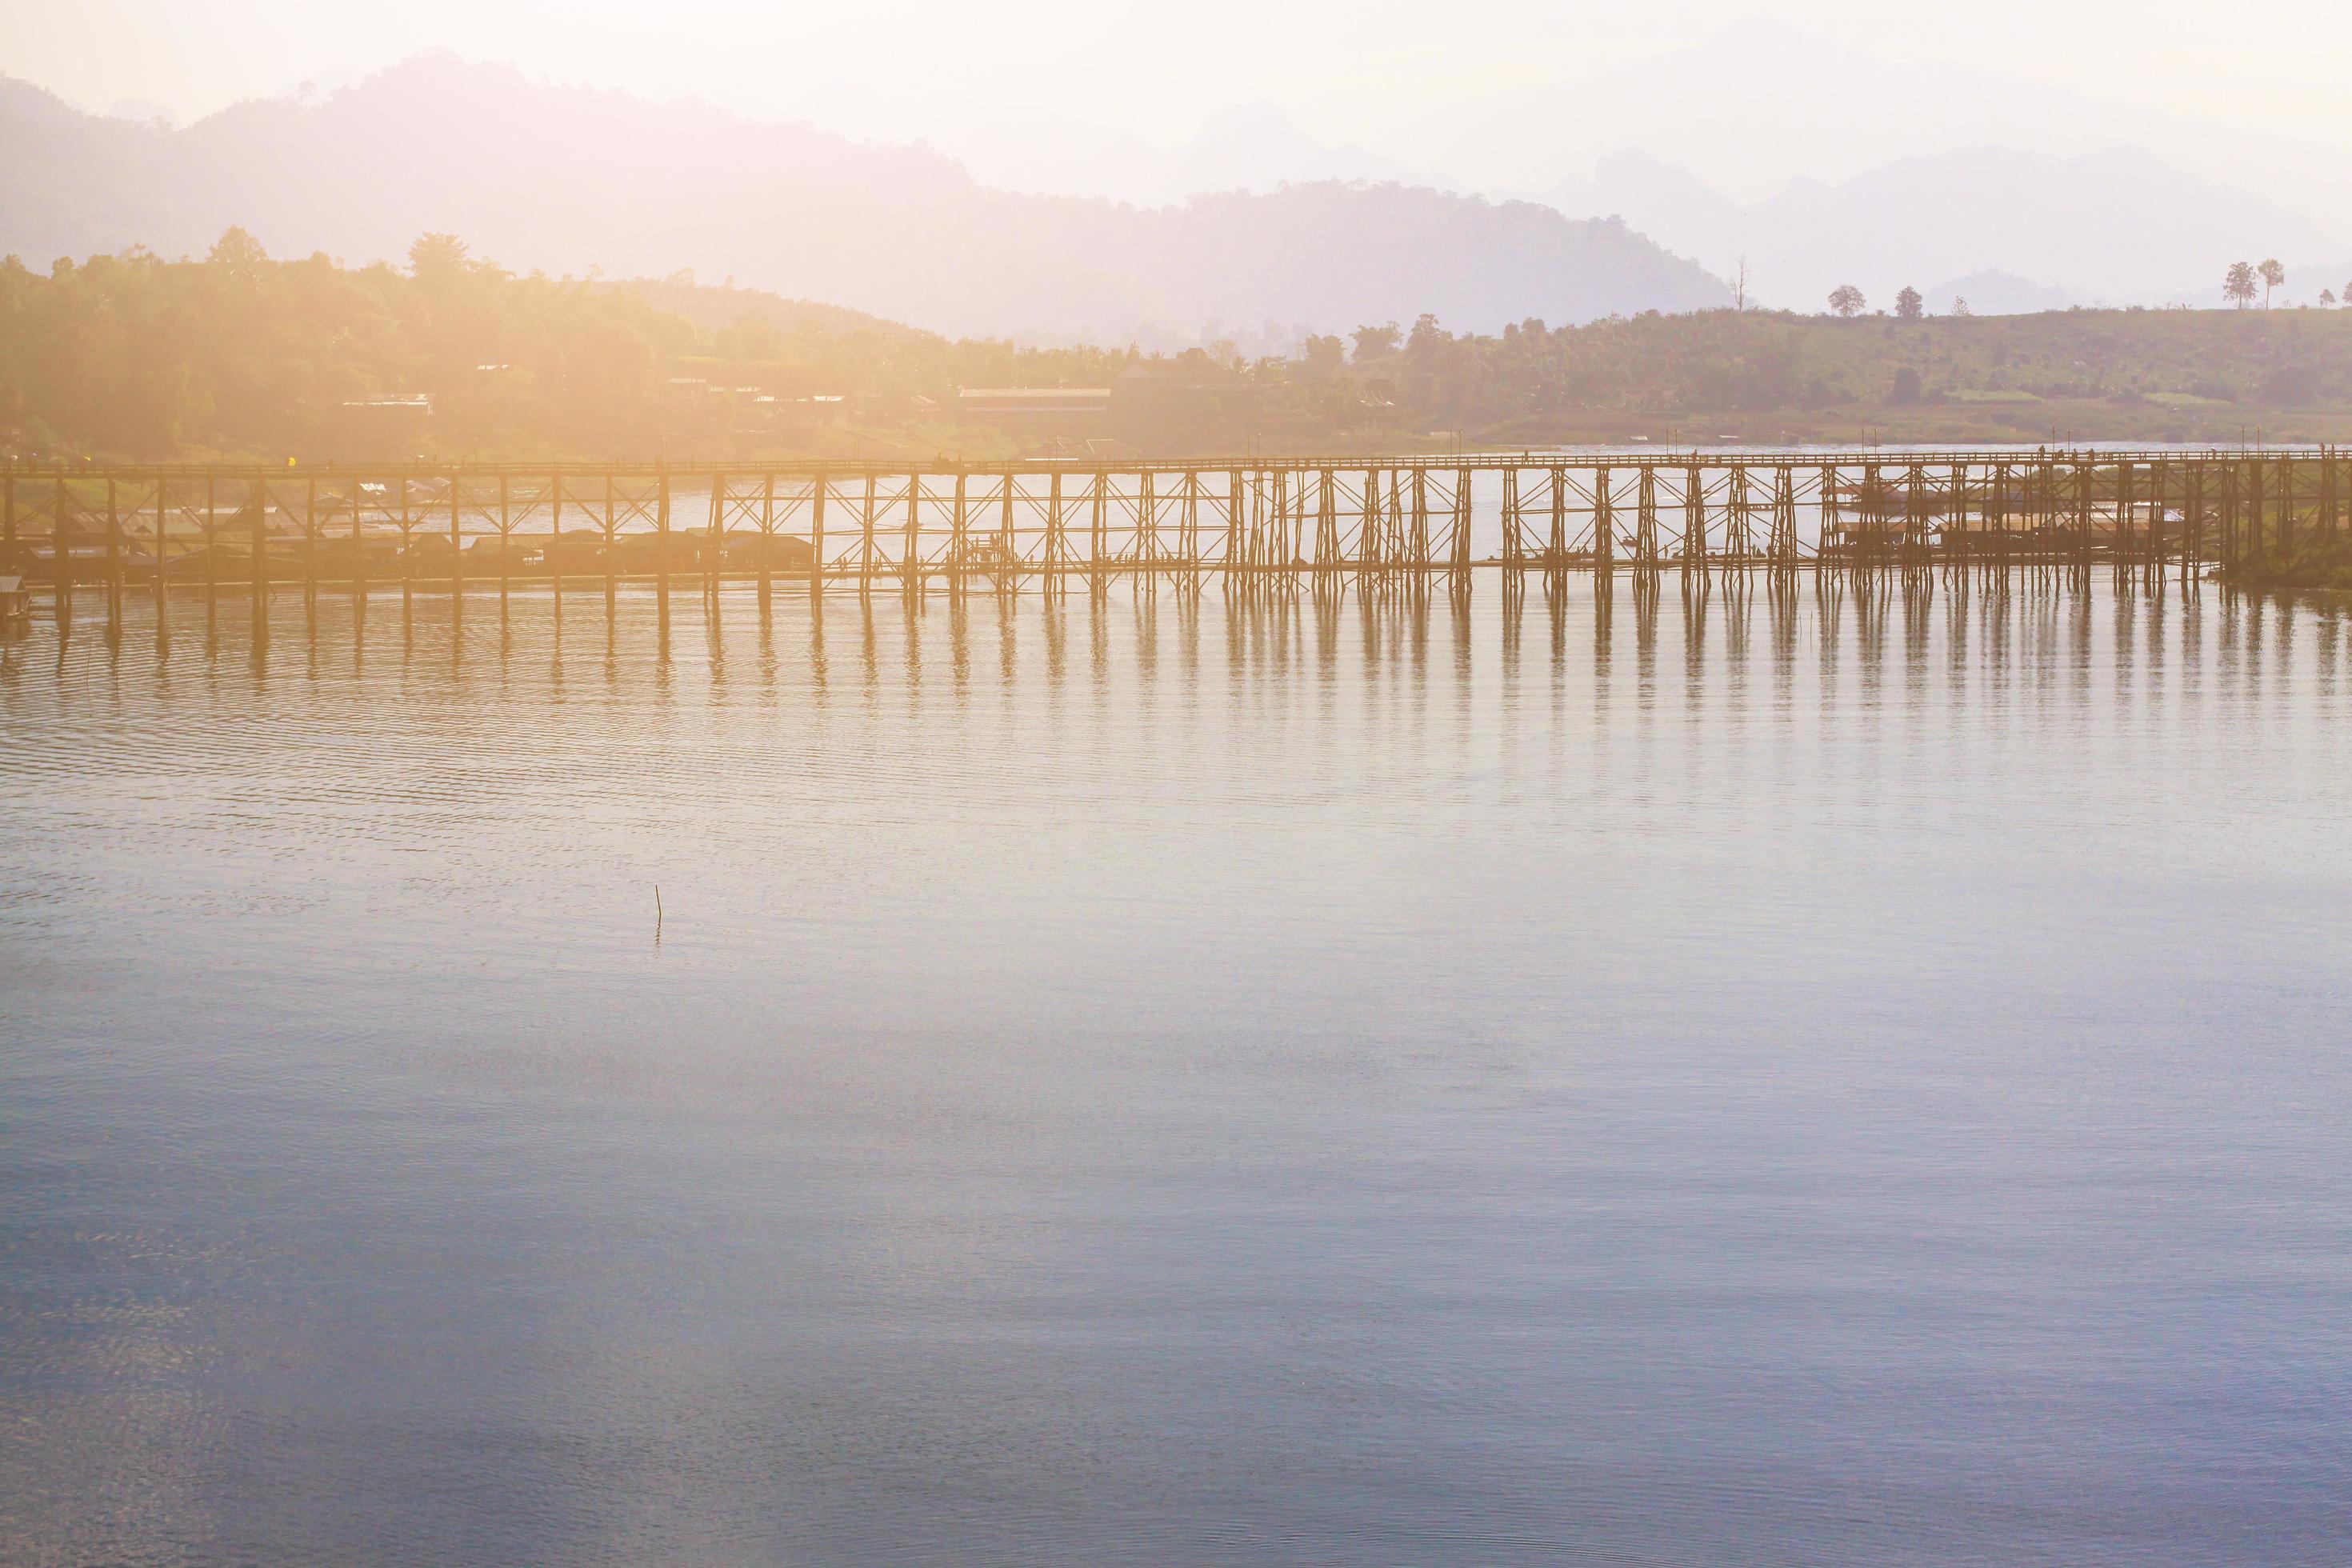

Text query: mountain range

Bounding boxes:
[886,22,2352,315]
[0,56,1725,346]
[1540,145,2346,312]
[14,32,2346,338]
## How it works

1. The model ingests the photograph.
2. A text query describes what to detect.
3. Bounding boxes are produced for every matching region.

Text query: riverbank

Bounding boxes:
[2218,538,2352,594]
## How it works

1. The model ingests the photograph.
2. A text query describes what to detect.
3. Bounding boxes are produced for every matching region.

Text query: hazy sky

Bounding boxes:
[10,0,2351,160]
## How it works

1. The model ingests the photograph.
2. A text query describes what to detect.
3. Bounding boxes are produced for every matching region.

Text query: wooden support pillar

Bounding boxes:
[858,472,877,597]
[1270,470,1289,580]
[1173,470,1194,587]
[1265,469,1283,577]
[194,470,218,625]
[655,469,673,619]
[710,470,726,599]
[1226,471,1243,582]
[1134,469,1154,582]
[755,471,773,605]
[2184,463,2204,586]
[1635,466,1659,569]
[1903,463,1926,571]
[1500,468,1521,571]
[1594,467,1614,574]
[250,477,269,636]
[2218,462,2238,572]
[602,474,618,615]
[1983,463,2006,578]
[2318,452,2338,558]
[2,474,14,575]
[905,471,924,595]
[498,472,514,612]
[1444,468,1467,579]
[550,474,563,616]
[1947,462,1969,574]
[949,470,967,594]
[1772,466,1798,570]
[1316,468,1338,576]
[1451,467,1473,583]
[106,476,122,626]
[2073,458,2094,576]
[996,469,1014,593]
[811,474,829,597]
[1817,464,1842,571]
[156,476,171,606]
[1726,465,1751,563]
[54,476,72,613]
[1355,466,1378,573]
[1396,469,1417,577]
[1045,471,1064,593]
[2114,462,2135,586]
[350,474,366,612]
[450,472,465,632]
[302,474,318,618]
[1683,464,1706,573]
[398,474,414,620]
[2275,455,2295,562]
[2243,461,2263,571]
[1089,469,1106,590]
[1548,466,1567,567]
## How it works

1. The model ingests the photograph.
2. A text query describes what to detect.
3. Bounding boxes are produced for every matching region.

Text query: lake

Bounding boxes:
[4,575,2350,1564]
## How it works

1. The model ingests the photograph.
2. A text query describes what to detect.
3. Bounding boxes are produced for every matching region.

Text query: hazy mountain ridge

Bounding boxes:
[1542,144,2340,313]
[1432,18,2352,236]
[0,57,1726,343]
[903,101,1451,207]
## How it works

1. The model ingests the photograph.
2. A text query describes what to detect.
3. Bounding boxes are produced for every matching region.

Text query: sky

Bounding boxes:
[8,0,2352,163]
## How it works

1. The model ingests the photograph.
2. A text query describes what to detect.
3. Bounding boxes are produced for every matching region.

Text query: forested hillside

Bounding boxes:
[7,234,2352,462]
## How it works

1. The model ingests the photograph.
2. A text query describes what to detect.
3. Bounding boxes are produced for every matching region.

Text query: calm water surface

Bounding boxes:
[4,578,2350,1565]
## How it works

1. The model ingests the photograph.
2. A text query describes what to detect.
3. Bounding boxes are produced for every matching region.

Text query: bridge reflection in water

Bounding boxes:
[6,544,2340,703]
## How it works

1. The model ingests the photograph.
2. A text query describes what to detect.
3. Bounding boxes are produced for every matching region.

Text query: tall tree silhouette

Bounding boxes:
[2224,262,2258,310]
[2259,259,2285,310]
[1828,285,1866,318]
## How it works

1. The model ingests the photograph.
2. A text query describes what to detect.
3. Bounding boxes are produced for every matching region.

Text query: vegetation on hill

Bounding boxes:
[0,232,1120,460]
[8,234,2352,463]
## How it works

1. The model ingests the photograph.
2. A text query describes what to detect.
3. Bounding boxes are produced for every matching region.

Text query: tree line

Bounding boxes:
[0,230,1122,460]
[4,232,2347,461]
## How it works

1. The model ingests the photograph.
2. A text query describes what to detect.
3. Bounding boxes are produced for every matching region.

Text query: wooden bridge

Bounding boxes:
[1,449,2334,625]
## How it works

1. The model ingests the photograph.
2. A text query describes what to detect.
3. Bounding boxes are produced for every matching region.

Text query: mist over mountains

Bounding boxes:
[891,21,2352,316]
[1407,21,2352,225]
[0,55,1725,346]
[13,26,2345,342]
[1541,145,2344,313]
[900,101,1452,209]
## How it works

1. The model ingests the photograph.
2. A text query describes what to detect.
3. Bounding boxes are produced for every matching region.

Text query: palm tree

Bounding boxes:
[2224,262,2258,310]
[2259,259,2286,309]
